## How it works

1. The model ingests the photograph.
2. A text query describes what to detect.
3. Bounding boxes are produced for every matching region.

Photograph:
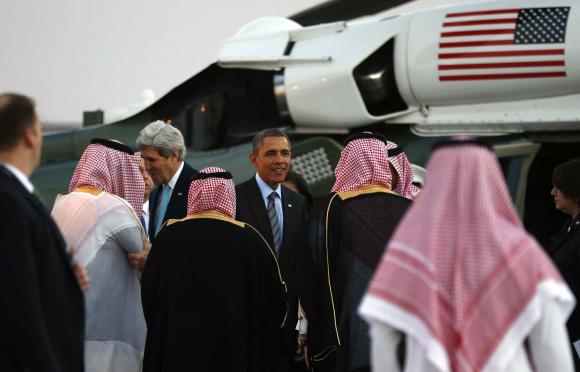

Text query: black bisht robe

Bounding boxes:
[300,189,411,372]
[141,214,287,372]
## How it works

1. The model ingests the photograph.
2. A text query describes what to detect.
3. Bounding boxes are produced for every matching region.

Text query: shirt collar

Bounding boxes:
[2,163,34,193]
[142,200,150,216]
[255,173,281,200]
[167,161,184,190]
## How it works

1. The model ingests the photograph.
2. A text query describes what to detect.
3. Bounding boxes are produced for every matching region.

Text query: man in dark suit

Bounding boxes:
[136,120,197,240]
[236,128,307,372]
[549,158,580,370]
[0,93,85,371]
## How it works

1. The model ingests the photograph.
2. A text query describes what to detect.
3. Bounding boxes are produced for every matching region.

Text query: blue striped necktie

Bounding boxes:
[267,192,282,254]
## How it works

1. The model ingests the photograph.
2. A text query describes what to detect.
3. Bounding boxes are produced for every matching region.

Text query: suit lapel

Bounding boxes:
[247,178,275,247]
[166,170,188,220]
[280,187,294,257]
[0,167,76,279]
[148,185,161,235]
[554,218,580,253]
[0,167,54,237]
[164,162,196,223]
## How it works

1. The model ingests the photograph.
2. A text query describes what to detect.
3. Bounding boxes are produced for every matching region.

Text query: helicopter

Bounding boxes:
[33,0,580,248]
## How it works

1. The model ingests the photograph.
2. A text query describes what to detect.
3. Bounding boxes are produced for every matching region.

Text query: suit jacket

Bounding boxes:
[550,216,580,363]
[235,176,307,363]
[148,161,197,239]
[0,165,84,372]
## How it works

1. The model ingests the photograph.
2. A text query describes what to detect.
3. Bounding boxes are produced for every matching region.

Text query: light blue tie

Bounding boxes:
[154,184,171,236]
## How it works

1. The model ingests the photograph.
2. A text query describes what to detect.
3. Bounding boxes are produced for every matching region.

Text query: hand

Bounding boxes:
[141,234,152,252]
[68,246,89,292]
[295,333,308,367]
[127,251,149,272]
[127,234,151,272]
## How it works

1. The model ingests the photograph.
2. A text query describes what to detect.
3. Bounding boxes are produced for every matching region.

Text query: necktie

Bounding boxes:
[267,192,282,254]
[140,214,148,238]
[154,184,171,236]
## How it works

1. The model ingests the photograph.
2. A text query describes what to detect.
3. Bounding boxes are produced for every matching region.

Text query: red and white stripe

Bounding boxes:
[438,8,566,81]
[69,143,145,217]
[332,137,392,193]
[187,166,236,218]
[360,137,573,371]
[386,141,420,200]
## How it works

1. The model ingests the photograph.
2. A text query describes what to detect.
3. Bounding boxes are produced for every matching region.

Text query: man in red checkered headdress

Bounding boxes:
[299,132,413,372]
[141,166,287,372]
[52,138,149,372]
[359,136,575,371]
[385,140,420,200]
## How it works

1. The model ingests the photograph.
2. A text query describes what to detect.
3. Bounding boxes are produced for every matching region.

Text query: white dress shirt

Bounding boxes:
[142,200,150,236]
[165,161,185,200]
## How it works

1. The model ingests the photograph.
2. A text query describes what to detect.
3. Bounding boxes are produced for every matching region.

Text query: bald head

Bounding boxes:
[0,93,37,152]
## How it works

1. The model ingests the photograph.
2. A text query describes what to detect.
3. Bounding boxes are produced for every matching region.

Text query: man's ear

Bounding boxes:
[249,153,257,167]
[170,150,180,163]
[22,126,37,149]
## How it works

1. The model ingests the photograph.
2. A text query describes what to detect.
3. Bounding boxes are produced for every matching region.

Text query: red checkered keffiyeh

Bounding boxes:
[187,166,236,218]
[386,141,420,199]
[69,141,145,217]
[332,137,392,193]
[360,137,573,372]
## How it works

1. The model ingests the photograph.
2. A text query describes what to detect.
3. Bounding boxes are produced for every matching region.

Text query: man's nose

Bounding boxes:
[274,153,284,163]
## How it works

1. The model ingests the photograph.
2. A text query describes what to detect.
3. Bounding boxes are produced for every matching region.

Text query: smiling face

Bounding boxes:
[551,186,580,217]
[250,136,291,189]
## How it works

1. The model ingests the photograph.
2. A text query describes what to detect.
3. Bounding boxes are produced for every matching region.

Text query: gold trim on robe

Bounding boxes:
[167,210,289,329]
[337,184,394,201]
[314,185,394,360]
[167,210,245,227]
[74,185,103,196]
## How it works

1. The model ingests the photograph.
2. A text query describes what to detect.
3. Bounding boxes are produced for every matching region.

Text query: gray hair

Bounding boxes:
[252,128,291,155]
[136,120,186,160]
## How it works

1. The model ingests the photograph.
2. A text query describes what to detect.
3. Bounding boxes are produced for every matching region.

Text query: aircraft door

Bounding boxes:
[493,141,540,217]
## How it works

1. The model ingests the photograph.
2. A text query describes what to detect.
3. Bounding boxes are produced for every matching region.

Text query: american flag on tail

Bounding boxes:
[438,7,570,81]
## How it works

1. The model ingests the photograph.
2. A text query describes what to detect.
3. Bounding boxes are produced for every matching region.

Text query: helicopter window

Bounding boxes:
[170,92,226,151]
[493,142,540,219]
[498,156,524,201]
[353,39,408,117]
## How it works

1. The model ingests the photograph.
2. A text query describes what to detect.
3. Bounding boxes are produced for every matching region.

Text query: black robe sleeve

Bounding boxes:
[298,194,343,363]
[300,192,412,369]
